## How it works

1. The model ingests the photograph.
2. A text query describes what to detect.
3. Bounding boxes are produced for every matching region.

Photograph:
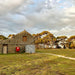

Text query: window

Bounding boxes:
[23,36,27,42]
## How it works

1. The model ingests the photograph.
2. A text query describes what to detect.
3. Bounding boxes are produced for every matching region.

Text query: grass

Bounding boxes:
[0,52,75,75]
[36,49,75,58]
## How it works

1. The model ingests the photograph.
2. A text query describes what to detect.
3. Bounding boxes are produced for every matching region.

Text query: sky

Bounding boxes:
[0,0,75,37]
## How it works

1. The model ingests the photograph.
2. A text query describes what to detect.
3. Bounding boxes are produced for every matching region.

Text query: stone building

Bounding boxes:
[0,30,34,54]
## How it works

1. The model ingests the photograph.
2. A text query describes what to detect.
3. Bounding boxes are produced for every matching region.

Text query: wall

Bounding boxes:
[8,44,26,53]
[0,44,2,53]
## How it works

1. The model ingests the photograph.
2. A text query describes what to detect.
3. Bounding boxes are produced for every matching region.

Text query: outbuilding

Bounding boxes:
[0,30,35,54]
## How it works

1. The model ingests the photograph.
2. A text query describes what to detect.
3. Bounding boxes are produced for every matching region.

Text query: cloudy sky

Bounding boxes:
[0,0,75,37]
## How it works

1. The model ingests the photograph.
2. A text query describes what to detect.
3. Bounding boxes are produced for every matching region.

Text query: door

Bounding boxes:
[3,44,8,54]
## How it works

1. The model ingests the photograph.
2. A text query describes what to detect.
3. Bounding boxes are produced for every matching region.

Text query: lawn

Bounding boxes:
[36,49,75,58]
[0,52,75,75]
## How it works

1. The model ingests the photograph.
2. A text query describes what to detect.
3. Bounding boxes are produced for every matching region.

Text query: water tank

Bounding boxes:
[25,45,35,53]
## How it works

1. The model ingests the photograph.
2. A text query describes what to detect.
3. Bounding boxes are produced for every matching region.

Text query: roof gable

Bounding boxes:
[1,30,34,44]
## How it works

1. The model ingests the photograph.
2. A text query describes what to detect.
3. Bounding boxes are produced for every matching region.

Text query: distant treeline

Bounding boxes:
[0,31,75,48]
[32,31,75,49]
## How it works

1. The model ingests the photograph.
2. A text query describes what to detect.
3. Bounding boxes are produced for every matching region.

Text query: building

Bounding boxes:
[0,30,35,54]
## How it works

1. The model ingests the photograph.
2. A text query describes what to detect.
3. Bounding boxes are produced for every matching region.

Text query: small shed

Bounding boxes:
[0,30,35,54]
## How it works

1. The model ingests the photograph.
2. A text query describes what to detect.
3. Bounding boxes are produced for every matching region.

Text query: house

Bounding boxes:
[0,30,35,54]
[56,37,68,49]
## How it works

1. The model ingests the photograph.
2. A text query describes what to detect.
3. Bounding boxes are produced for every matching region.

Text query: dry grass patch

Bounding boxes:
[0,53,75,75]
[36,49,75,58]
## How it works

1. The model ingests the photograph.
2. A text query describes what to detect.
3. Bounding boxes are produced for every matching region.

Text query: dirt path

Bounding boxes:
[39,53,75,60]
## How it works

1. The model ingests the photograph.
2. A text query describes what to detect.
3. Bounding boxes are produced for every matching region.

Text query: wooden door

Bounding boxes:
[3,45,8,54]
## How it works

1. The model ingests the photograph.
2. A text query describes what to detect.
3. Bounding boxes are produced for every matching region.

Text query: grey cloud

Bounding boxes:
[0,0,33,15]
[0,0,75,37]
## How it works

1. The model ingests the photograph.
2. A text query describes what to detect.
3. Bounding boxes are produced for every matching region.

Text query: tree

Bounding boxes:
[8,34,15,38]
[70,39,75,49]
[33,31,55,49]
[67,36,75,48]
[57,36,67,40]
[0,35,7,40]
[68,36,75,42]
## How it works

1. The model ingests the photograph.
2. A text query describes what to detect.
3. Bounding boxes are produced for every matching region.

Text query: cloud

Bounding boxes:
[0,0,33,36]
[0,0,33,15]
[52,26,75,37]
[0,0,75,37]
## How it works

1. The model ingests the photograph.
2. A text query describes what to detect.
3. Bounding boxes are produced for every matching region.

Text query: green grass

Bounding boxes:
[0,53,75,75]
[36,49,75,58]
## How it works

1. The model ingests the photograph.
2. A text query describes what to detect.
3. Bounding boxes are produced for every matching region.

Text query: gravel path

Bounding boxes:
[39,53,75,60]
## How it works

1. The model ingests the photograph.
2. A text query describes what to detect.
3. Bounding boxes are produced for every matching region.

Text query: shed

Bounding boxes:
[0,30,35,54]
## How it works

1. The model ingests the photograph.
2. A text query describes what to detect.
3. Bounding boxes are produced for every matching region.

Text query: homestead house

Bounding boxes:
[56,36,68,49]
[0,30,35,54]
